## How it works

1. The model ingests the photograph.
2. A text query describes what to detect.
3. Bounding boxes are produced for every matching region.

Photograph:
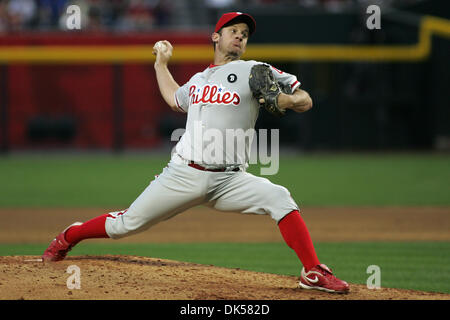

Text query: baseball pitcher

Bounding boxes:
[43,12,349,294]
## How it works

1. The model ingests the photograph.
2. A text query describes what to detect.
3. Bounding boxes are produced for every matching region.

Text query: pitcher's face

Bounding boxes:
[213,23,249,58]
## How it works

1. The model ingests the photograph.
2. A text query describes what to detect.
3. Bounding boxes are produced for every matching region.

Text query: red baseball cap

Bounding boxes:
[214,12,256,35]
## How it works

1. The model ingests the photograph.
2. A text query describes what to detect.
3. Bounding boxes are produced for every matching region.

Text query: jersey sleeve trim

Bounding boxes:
[174,92,187,113]
[290,80,301,92]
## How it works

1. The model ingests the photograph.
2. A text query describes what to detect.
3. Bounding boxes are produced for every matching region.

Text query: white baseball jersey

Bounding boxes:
[173,60,300,167]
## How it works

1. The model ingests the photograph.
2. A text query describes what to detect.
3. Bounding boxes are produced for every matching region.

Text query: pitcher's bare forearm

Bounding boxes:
[278,89,313,113]
[154,63,180,111]
[152,40,181,112]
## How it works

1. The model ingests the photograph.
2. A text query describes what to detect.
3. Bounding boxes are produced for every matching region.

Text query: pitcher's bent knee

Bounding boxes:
[105,209,155,239]
[263,185,299,222]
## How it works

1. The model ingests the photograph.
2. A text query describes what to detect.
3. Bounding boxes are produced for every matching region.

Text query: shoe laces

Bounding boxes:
[316,264,334,276]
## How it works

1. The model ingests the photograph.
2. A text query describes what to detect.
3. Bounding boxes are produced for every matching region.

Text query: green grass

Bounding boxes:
[0,154,169,207]
[258,153,450,207]
[2,241,449,294]
[0,152,449,207]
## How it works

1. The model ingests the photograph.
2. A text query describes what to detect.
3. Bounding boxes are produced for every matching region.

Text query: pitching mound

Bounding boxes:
[0,255,448,300]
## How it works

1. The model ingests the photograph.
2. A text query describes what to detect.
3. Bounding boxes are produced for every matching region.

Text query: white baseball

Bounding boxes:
[154,41,165,52]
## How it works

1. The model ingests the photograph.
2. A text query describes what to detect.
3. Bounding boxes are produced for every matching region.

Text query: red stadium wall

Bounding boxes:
[0,32,211,150]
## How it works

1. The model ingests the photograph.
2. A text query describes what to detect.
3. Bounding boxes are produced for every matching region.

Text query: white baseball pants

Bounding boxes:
[105,154,299,239]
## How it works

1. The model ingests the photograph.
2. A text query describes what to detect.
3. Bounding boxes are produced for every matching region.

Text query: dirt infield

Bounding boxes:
[1,255,449,300]
[0,206,449,300]
[1,206,449,243]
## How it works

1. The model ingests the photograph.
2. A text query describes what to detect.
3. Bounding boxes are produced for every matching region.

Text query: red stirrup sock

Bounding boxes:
[64,214,110,244]
[278,210,320,272]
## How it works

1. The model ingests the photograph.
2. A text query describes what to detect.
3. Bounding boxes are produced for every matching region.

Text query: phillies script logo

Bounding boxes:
[189,85,240,106]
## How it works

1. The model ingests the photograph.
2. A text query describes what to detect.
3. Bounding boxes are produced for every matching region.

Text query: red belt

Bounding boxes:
[188,161,240,172]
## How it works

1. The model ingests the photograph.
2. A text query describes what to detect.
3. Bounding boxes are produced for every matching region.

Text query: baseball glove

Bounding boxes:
[249,64,286,117]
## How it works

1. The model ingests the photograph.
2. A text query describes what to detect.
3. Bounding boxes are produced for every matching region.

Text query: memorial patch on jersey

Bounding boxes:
[189,85,241,106]
[227,73,237,83]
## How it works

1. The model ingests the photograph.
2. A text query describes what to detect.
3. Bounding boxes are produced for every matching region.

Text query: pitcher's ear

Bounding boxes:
[211,32,220,43]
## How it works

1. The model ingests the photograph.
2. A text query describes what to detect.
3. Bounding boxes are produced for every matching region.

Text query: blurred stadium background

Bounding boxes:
[0,0,449,154]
